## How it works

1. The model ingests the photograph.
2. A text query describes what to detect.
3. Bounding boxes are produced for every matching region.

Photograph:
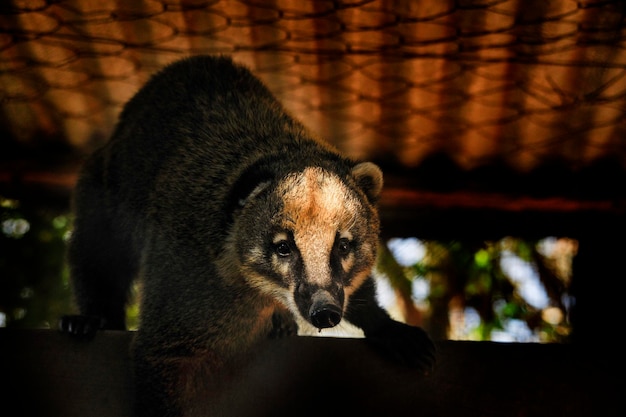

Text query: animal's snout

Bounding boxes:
[309,303,342,329]
[306,287,344,330]
[295,282,344,330]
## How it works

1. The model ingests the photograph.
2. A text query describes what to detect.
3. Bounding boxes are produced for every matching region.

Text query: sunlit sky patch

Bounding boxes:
[499,250,549,309]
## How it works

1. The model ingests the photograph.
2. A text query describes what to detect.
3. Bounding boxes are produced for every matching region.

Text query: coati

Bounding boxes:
[60,55,435,416]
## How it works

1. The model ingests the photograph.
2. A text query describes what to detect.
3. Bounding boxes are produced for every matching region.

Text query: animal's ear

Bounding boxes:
[352,162,383,203]
[238,180,271,208]
[226,158,275,220]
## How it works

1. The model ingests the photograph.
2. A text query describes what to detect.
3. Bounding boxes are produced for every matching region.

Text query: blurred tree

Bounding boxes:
[377,238,574,343]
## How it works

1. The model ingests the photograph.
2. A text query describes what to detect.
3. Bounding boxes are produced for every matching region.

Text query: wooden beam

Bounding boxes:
[1,329,621,417]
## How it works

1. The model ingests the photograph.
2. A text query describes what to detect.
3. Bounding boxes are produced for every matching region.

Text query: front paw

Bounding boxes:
[59,315,105,338]
[269,310,298,338]
[365,320,436,373]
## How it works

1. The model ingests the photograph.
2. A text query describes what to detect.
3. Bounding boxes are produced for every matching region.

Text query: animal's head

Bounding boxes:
[226,161,383,332]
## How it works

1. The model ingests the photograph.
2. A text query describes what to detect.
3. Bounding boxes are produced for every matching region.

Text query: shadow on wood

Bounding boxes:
[0,328,621,417]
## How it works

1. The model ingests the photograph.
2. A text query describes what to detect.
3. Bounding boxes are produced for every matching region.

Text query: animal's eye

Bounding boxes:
[275,241,292,257]
[337,238,351,257]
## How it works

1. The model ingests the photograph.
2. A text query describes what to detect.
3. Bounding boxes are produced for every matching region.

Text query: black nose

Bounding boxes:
[310,304,342,329]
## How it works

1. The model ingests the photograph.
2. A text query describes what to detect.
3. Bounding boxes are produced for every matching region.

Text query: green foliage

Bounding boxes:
[0,196,75,328]
[379,237,574,343]
[0,196,142,330]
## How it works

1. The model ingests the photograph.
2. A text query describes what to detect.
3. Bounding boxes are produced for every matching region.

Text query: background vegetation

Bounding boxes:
[1,195,574,342]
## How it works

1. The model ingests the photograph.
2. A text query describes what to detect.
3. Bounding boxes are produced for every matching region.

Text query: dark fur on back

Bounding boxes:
[105,56,351,249]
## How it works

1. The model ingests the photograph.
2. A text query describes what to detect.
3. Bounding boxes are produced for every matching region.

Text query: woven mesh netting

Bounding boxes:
[1,0,625,174]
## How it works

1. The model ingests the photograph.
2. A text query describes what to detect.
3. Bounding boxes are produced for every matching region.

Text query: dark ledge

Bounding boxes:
[0,328,621,417]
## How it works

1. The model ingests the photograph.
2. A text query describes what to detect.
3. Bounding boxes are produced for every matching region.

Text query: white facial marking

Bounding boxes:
[270,232,291,276]
[273,232,289,244]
